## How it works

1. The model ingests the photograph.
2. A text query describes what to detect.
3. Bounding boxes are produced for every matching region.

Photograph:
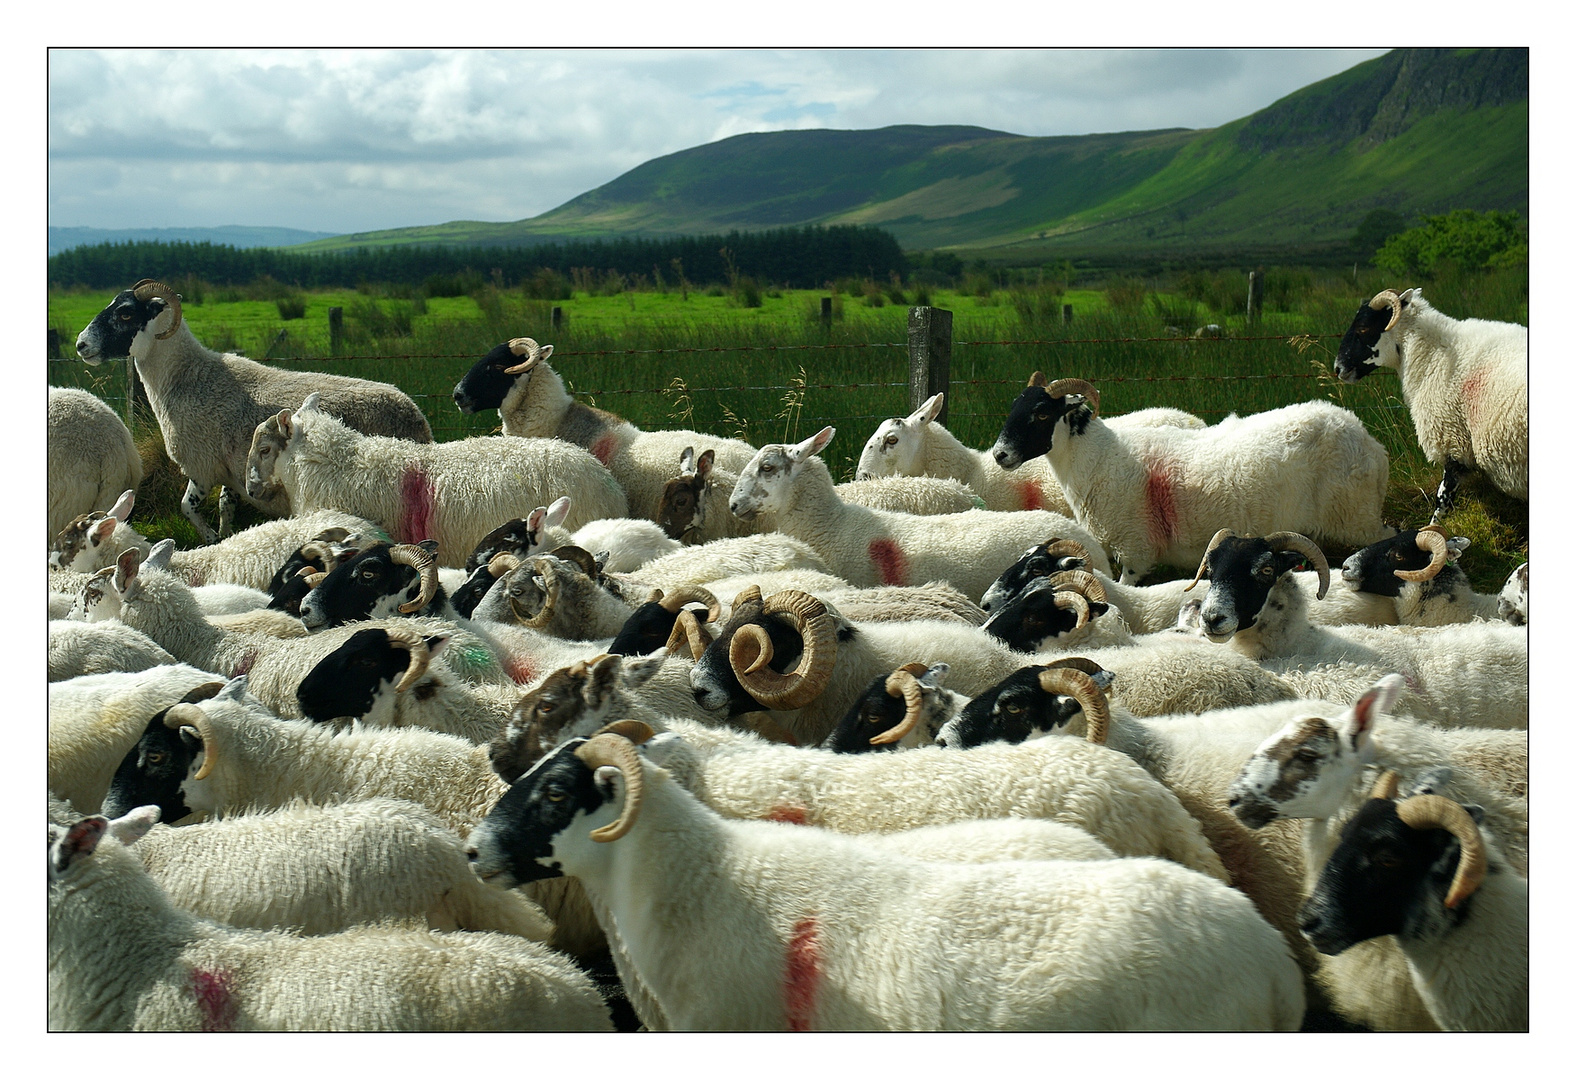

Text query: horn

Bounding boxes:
[388,544,440,614]
[664,608,714,661]
[1041,538,1091,565]
[304,572,327,588]
[513,562,560,629]
[547,545,599,579]
[1052,590,1093,629]
[380,624,434,694]
[868,666,925,746]
[1370,770,1401,800]
[729,590,840,710]
[1394,526,1449,583]
[1046,569,1107,604]
[162,703,218,781]
[1043,657,1108,680]
[1264,532,1330,600]
[1042,378,1101,417]
[488,552,521,578]
[656,584,722,624]
[1395,794,1489,909]
[1037,667,1111,745]
[593,719,656,744]
[1370,289,1403,332]
[131,279,183,339]
[1183,528,1236,592]
[731,584,764,611]
[574,732,645,842]
[502,337,545,374]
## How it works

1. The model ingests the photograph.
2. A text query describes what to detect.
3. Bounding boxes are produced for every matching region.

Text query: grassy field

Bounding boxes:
[47,267,1528,592]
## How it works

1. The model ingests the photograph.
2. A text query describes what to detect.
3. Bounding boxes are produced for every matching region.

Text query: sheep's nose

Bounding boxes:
[464,846,479,862]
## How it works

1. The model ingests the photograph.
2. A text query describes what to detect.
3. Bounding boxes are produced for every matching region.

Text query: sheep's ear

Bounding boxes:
[915,392,944,424]
[696,449,714,479]
[92,516,119,545]
[545,497,571,531]
[107,489,136,522]
[217,675,249,701]
[1446,536,1471,560]
[789,426,835,462]
[145,538,175,572]
[113,547,142,595]
[537,344,553,362]
[1407,765,1454,798]
[526,505,548,537]
[620,653,665,693]
[300,392,323,414]
[424,634,451,662]
[678,446,697,476]
[417,539,440,558]
[640,730,685,769]
[583,653,624,709]
[276,409,294,439]
[920,662,950,687]
[1342,675,1402,751]
[107,806,161,845]
[52,817,109,874]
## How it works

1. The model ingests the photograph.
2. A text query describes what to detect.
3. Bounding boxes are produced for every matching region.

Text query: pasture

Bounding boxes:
[46,266,1528,590]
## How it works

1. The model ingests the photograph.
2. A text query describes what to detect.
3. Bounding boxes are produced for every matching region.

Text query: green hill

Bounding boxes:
[294,47,1526,258]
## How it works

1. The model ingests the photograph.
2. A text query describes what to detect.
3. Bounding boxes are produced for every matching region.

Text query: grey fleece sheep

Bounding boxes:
[48,387,143,544]
[73,279,433,542]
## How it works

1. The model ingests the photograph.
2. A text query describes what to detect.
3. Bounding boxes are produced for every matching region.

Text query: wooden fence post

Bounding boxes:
[47,328,61,360]
[820,296,833,327]
[328,307,343,355]
[907,306,951,424]
[1062,304,1074,325]
[551,306,563,331]
[1247,270,1264,324]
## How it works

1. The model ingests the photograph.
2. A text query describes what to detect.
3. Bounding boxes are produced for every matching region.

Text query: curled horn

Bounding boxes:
[1046,569,1107,605]
[1053,590,1093,629]
[868,663,929,746]
[162,703,218,781]
[304,572,327,588]
[729,590,839,710]
[1395,794,1489,909]
[503,337,545,375]
[656,584,723,624]
[593,719,656,744]
[380,624,435,694]
[514,560,561,629]
[1370,770,1401,800]
[389,544,440,614]
[1369,289,1403,332]
[1042,378,1101,417]
[488,552,521,578]
[1183,528,1236,592]
[573,732,646,842]
[1037,667,1111,745]
[131,279,183,339]
[548,545,599,579]
[1043,656,1108,680]
[1041,538,1091,565]
[664,609,714,660]
[1394,526,1449,583]
[1265,532,1330,600]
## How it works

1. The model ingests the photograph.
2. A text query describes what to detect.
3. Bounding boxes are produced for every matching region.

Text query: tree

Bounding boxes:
[1374,209,1527,278]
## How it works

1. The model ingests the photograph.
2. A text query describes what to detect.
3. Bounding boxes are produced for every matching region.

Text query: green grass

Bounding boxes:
[48,271,1527,591]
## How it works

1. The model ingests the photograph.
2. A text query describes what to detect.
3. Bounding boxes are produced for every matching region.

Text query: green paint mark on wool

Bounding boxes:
[370,526,391,542]
[458,645,495,670]
[972,496,988,510]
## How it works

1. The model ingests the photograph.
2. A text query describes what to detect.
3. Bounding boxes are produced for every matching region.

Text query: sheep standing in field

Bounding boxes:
[48,387,142,544]
[246,391,628,566]
[1335,287,1527,519]
[988,374,1392,582]
[47,807,612,1032]
[73,279,433,542]
[727,426,1111,600]
[451,336,758,522]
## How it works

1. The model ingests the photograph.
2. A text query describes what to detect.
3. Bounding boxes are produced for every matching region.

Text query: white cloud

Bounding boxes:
[47,47,1388,233]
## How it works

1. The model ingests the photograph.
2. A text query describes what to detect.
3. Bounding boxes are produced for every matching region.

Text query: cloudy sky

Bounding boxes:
[48,48,1388,235]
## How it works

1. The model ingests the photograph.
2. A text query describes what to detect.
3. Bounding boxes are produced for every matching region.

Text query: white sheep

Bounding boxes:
[1498,562,1528,625]
[855,391,1205,514]
[989,375,1393,582]
[47,807,612,1031]
[73,279,434,541]
[728,426,1112,600]
[1334,287,1527,516]
[467,725,1305,1031]
[451,336,759,521]
[124,798,554,940]
[1298,783,1527,1031]
[503,496,682,572]
[246,391,628,567]
[48,619,178,682]
[47,387,142,544]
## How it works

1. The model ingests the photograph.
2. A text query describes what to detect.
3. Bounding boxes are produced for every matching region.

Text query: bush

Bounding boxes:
[275,296,307,321]
[348,298,413,339]
[1375,209,1527,278]
[522,268,572,301]
[1176,270,1242,316]
[1150,293,1197,329]
[424,271,485,298]
[860,279,886,308]
[1104,276,1148,314]
[1351,208,1409,263]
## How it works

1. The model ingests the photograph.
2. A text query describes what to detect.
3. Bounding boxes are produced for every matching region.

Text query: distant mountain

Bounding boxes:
[292,47,1526,257]
[49,225,338,257]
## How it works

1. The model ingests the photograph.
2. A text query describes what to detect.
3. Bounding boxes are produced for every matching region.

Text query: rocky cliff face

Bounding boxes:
[1236,48,1527,153]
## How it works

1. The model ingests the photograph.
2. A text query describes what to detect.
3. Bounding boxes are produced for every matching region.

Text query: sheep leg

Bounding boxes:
[217,486,238,538]
[181,479,219,544]
[1430,459,1469,524]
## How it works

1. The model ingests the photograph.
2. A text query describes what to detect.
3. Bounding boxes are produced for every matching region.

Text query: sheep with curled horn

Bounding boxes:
[74,280,431,542]
[1337,526,1515,626]
[820,662,969,754]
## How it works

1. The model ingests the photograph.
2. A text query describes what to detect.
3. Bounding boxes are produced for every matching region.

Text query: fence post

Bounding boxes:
[1062,303,1074,325]
[820,296,832,327]
[551,306,563,331]
[907,306,951,424]
[47,328,61,360]
[1246,270,1264,324]
[328,307,343,355]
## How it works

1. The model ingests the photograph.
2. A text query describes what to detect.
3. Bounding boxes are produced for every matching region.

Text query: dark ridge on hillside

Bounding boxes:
[1237,47,1528,152]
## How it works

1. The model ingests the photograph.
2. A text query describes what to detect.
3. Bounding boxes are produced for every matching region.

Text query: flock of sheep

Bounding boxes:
[47,277,1529,1032]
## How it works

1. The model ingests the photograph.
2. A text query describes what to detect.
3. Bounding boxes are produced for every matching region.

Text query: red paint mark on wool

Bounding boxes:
[185,568,206,587]
[398,465,437,545]
[1016,479,1046,511]
[1461,367,1489,426]
[230,648,258,678]
[867,539,909,586]
[766,805,809,825]
[504,655,537,685]
[784,917,823,1031]
[1144,460,1180,552]
[191,967,237,1032]
[591,434,618,466]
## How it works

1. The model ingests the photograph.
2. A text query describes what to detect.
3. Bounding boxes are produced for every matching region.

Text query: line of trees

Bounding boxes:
[46,225,908,291]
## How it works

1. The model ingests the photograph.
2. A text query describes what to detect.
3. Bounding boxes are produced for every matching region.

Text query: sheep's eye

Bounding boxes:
[884,434,899,447]
[544,784,566,802]
[1005,703,1022,714]
[1372,851,1402,869]
[1257,566,1276,578]
[759,464,775,475]
[260,447,270,456]
[536,701,554,714]
[119,311,133,321]
[145,751,165,765]
[1293,748,1320,763]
